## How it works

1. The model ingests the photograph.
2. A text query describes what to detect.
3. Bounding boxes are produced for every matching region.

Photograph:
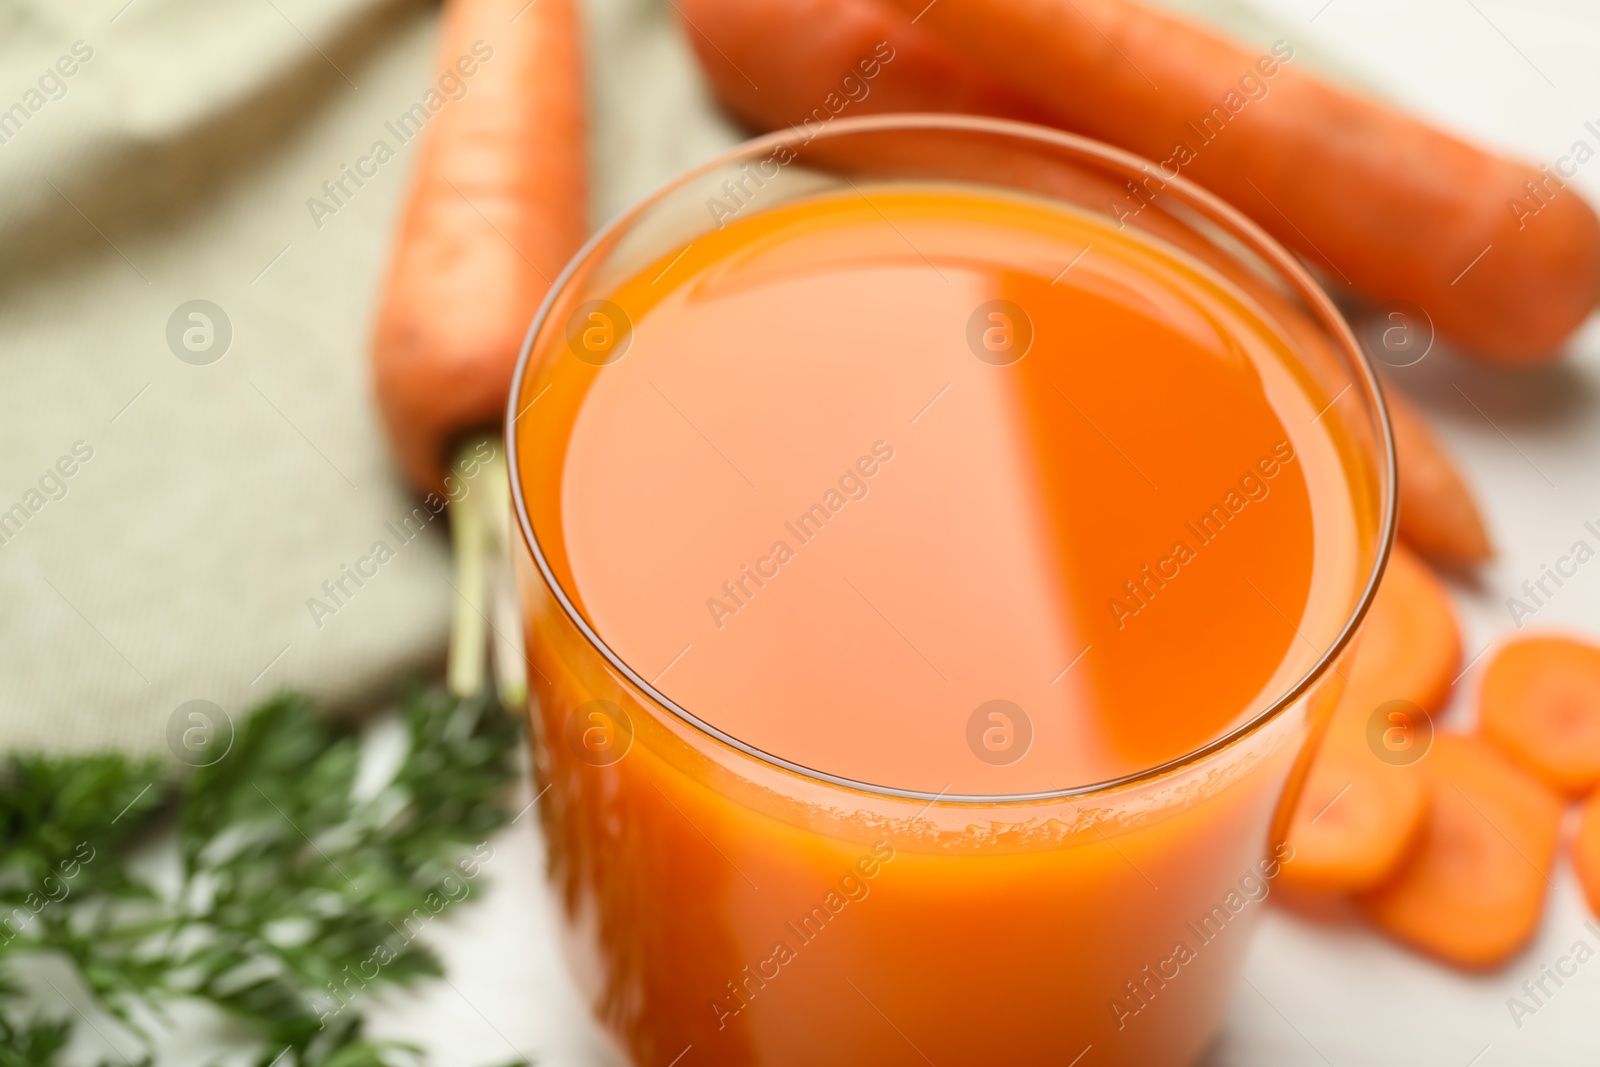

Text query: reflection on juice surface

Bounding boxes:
[514,185,1376,1066]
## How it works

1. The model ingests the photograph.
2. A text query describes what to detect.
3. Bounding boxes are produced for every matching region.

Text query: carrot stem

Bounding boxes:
[447,437,492,700]
[445,434,527,711]
[482,442,528,711]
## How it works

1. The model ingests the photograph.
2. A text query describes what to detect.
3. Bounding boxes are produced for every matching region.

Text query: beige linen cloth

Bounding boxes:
[0,0,1309,756]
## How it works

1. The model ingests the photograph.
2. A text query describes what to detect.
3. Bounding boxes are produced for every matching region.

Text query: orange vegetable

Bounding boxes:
[1386,389,1492,565]
[1342,543,1463,715]
[373,0,587,494]
[1575,790,1600,917]
[1480,634,1600,796]
[889,0,1600,362]
[674,0,1044,135]
[1359,734,1562,969]
[1280,544,1459,892]
[694,0,1600,362]
[1280,740,1429,895]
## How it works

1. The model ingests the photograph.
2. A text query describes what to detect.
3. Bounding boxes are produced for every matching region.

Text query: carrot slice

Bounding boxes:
[1575,791,1600,918]
[1345,543,1462,714]
[875,0,1600,363]
[373,0,587,494]
[1386,390,1492,565]
[1479,634,1600,796]
[1359,734,1561,969]
[1280,544,1458,892]
[1279,737,1428,894]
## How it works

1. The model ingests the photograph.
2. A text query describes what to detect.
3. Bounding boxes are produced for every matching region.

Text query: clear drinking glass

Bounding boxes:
[506,115,1394,1067]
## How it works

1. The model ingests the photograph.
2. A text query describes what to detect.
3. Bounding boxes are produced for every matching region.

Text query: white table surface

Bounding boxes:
[125,1,1600,1064]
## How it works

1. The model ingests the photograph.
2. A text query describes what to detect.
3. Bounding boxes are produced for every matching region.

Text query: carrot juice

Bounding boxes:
[509,120,1390,1067]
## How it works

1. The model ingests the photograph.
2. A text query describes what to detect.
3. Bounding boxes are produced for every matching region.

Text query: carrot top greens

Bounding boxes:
[0,687,527,1067]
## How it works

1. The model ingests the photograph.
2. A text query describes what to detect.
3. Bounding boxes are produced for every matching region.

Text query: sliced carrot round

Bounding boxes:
[1479,634,1600,796]
[1358,733,1561,970]
[1281,544,1457,892]
[1575,791,1600,918]
[1279,740,1427,893]
[1345,543,1460,713]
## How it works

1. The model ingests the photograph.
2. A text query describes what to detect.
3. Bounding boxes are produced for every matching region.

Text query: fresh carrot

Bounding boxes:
[1280,544,1458,892]
[1280,738,1429,894]
[674,0,1044,136]
[1479,634,1600,796]
[1385,389,1493,565]
[707,0,1600,362]
[1575,790,1600,917]
[373,0,587,495]
[885,0,1600,362]
[1359,733,1562,969]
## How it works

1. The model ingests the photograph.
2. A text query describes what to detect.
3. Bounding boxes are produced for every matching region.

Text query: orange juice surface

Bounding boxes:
[528,186,1359,792]
[515,184,1373,1066]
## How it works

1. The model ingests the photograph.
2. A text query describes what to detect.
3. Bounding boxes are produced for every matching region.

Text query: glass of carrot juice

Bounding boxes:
[507,115,1393,1067]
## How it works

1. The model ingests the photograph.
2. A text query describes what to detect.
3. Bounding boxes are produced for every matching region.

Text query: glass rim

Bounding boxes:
[505,112,1398,806]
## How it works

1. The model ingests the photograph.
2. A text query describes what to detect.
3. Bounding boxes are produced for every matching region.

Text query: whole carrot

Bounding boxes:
[1385,389,1492,564]
[681,0,1600,363]
[675,0,1044,135]
[372,0,585,705]
[373,0,587,495]
[877,0,1600,363]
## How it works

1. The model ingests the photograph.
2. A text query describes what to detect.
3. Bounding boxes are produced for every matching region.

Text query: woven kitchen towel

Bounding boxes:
[0,0,736,757]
